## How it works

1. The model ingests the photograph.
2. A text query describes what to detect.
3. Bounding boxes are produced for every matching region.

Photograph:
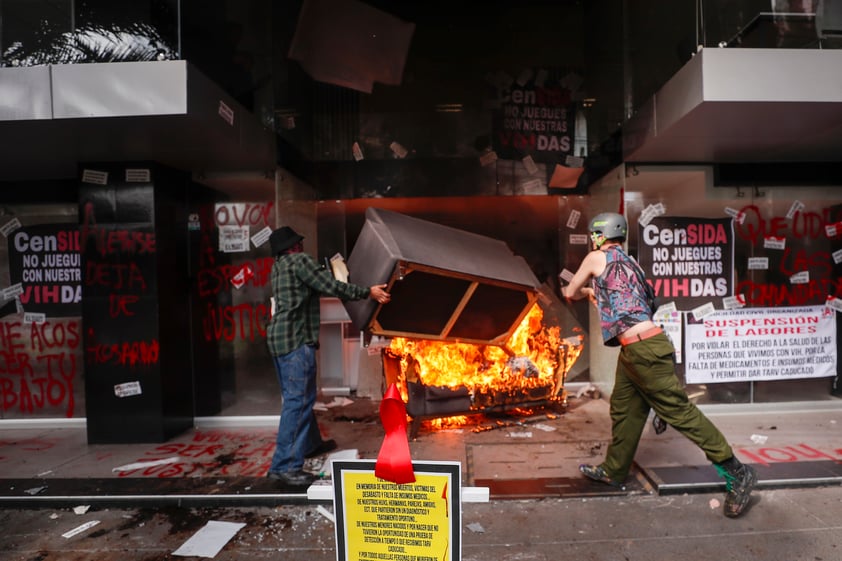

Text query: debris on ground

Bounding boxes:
[112,456,181,473]
[467,522,485,533]
[62,520,101,539]
[172,520,246,558]
[316,505,335,523]
[576,384,601,400]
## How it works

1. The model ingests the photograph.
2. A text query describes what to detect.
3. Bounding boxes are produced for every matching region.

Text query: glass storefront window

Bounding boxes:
[624,164,841,405]
[0,200,83,419]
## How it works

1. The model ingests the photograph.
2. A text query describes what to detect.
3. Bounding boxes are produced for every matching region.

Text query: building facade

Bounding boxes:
[0,0,839,442]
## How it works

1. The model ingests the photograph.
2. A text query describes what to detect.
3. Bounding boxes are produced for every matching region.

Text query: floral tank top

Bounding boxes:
[593,246,653,346]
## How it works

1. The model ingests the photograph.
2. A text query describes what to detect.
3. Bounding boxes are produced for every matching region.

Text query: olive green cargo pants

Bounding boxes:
[600,332,734,482]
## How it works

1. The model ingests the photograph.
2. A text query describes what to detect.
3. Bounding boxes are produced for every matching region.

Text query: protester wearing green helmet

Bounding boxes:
[562,212,757,518]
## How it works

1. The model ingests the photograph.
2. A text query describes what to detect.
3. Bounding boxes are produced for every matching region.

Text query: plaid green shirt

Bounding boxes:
[266,252,370,356]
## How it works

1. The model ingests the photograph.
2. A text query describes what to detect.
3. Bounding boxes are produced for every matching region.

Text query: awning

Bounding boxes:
[624,48,842,164]
[0,61,276,198]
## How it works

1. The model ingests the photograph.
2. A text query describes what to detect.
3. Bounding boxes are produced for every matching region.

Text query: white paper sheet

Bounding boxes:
[172,520,246,558]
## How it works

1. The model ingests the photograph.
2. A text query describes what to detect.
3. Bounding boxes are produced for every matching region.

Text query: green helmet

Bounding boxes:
[588,212,627,241]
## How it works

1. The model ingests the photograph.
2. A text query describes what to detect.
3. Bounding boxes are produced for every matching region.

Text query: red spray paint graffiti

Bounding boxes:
[201,302,271,342]
[0,320,80,417]
[114,429,278,478]
[214,202,275,228]
[735,204,842,306]
[737,443,842,466]
[195,201,278,344]
[85,328,160,367]
[197,257,274,298]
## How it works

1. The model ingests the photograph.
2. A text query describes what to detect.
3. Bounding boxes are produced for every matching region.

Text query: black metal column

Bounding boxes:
[79,162,194,443]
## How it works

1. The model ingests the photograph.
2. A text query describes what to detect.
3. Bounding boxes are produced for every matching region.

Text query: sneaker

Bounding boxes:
[266,470,316,487]
[716,463,757,518]
[579,464,626,490]
[305,439,338,459]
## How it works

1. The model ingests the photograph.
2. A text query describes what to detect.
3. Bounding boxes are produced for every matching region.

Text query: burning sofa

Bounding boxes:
[343,208,583,432]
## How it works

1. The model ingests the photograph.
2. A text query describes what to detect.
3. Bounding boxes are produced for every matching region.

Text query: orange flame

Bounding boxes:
[387,304,583,406]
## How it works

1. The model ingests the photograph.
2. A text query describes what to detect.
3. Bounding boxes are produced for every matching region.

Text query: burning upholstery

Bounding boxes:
[344,208,586,429]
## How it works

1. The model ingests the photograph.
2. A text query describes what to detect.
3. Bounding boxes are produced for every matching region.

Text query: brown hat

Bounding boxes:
[269,226,304,255]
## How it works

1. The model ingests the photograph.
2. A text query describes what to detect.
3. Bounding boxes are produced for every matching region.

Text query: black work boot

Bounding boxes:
[714,457,757,518]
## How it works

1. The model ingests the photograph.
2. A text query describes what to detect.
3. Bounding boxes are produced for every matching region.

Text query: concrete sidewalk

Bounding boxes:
[1,396,841,560]
[1,396,840,506]
[1,484,840,560]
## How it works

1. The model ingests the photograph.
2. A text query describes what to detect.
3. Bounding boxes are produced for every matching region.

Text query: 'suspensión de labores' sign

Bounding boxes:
[684,305,837,384]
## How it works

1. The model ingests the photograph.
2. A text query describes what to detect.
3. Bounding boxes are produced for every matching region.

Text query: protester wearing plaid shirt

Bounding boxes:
[265,226,390,487]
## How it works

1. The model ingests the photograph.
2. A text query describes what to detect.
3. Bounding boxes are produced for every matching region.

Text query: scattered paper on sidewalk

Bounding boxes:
[315,396,353,411]
[750,434,768,444]
[316,505,335,523]
[112,456,181,473]
[326,396,354,408]
[62,520,101,539]
[172,520,246,558]
[316,449,360,475]
[467,522,485,533]
[73,505,90,515]
[508,431,533,438]
[576,384,600,399]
